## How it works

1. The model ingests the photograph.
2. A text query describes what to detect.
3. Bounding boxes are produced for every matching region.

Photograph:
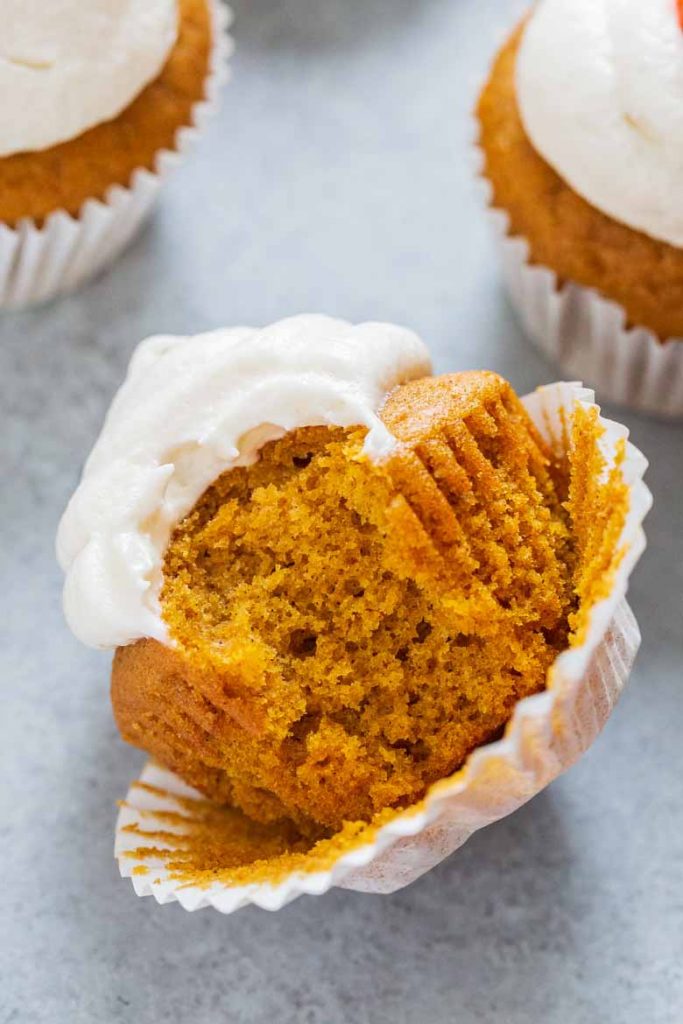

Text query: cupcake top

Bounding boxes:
[516,0,683,248]
[56,315,431,650]
[0,0,178,157]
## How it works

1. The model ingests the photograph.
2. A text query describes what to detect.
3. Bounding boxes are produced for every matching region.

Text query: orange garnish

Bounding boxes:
[678,0,683,31]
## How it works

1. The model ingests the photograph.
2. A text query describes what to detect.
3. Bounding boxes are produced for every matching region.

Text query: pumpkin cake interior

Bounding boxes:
[114,372,576,834]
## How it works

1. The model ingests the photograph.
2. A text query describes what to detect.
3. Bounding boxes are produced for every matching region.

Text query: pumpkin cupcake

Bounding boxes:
[57,316,651,911]
[477,0,683,417]
[0,0,232,308]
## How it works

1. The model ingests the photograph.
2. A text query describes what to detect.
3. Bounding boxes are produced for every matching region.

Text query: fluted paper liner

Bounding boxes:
[115,382,650,912]
[475,151,683,418]
[0,1,233,310]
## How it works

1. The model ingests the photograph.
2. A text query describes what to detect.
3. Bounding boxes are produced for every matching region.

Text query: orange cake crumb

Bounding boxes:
[113,372,575,832]
[564,406,629,646]
[114,378,630,888]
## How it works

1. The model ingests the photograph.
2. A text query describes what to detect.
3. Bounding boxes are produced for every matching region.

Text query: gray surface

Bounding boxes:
[2,0,682,1021]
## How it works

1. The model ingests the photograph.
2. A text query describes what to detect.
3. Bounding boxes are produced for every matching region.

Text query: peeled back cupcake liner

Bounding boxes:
[476,166,683,419]
[114,380,651,913]
[0,0,233,311]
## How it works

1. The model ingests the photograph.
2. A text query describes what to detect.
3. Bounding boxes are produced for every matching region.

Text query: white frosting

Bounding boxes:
[57,315,432,651]
[0,1,178,157]
[516,0,683,248]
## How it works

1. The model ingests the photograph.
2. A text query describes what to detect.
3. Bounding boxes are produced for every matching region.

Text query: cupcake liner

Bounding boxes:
[114,381,652,913]
[475,155,683,418]
[0,1,234,310]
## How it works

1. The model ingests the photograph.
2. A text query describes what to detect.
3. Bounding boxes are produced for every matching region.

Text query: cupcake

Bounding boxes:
[0,0,231,308]
[477,0,683,417]
[57,315,650,911]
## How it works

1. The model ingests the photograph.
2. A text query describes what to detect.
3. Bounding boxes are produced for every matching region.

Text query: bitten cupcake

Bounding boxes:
[57,316,651,912]
[0,0,231,308]
[477,0,683,417]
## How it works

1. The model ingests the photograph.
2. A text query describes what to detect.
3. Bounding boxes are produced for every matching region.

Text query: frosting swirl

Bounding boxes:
[516,0,683,248]
[0,0,177,157]
[57,315,432,650]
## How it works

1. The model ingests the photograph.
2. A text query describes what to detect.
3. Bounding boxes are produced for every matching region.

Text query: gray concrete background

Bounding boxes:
[2,1,682,1021]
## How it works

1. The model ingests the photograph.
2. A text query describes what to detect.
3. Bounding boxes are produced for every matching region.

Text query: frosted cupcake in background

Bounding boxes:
[0,0,232,309]
[477,0,683,417]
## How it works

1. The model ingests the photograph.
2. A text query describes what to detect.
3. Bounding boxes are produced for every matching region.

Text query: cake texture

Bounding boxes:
[477,22,683,341]
[0,0,213,226]
[57,317,431,650]
[111,370,576,831]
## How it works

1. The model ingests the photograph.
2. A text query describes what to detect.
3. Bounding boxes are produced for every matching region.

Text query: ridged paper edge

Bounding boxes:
[474,143,683,418]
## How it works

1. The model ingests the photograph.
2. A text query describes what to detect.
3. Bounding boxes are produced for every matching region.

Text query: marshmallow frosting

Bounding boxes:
[516,0,683,248]
[0,0,178,157]
[57,315,432,650]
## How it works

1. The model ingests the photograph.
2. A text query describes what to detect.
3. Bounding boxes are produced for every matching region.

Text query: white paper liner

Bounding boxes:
[475,153,683,418]
[0,1,233,309]
[114,381,652,913]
